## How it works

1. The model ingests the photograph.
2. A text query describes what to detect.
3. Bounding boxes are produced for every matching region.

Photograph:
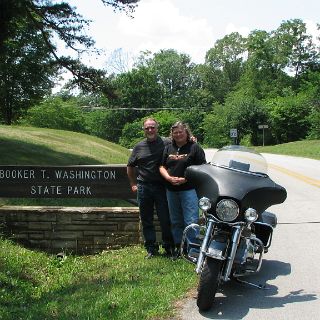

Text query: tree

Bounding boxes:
[300,70,320,139]
[203,103,233,148]
[271,19,319,82]
[205,32,246,101]
[0,17,57,124]
[240,29,292,99]
[143,49,198,109]
[239,20,319,100]
[106,48,136,74]
[0,1,139,53]
[0,0,139,123]
[226,95,269,145]
[113,66,163,111]
[266,92,312,143]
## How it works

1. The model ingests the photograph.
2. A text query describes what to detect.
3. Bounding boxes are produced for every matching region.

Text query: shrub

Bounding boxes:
[20,97,86,132]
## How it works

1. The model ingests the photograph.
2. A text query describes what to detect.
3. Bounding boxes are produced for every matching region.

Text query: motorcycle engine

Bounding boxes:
[234,237,255,264]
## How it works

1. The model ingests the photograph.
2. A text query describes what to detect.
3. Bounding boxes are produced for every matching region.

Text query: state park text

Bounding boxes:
[0,165,133,199]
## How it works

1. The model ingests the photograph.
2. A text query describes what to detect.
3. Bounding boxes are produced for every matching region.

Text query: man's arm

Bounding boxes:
[127,166,137,192]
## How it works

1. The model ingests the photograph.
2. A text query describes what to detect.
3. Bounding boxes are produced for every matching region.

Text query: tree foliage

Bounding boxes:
[20,96,86,132]
[205,32,246,100]
[0,0,139,124]
[0,15,57,124]
[266,92,312,143]
[4,15,320,147]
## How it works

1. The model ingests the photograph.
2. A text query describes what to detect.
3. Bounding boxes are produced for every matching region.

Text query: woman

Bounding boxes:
[159,121,206,258]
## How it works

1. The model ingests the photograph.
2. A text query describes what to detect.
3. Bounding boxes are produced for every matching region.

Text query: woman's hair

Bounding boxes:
[170,121,193,142]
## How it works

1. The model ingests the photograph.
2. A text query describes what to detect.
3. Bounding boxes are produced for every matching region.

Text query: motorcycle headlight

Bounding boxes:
[216,199,239,222]
[198,197,211,211]
[244,208,258,222]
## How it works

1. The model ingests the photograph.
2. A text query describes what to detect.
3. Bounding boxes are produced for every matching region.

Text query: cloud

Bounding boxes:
[305,19,320,46]
[115,0,215,63]
[225,23,250,37]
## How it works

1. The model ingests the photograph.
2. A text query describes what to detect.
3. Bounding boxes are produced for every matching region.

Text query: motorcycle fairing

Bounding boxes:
[185,164,287,214]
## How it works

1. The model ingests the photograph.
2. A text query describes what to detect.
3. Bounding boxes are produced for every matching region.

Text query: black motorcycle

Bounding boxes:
[181,145,287,311]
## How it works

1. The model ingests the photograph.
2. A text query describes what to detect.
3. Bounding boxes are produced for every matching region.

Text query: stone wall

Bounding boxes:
[0,206,157,254]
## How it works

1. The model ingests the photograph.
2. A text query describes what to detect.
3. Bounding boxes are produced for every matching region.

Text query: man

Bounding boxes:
[127,118,174,259]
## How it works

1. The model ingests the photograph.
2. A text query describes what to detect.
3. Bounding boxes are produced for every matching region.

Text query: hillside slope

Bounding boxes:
[0,125,130,165]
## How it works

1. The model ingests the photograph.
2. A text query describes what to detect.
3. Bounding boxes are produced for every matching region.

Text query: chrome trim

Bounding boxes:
[233,236,264,277]
[254,221,274,248]
[250,236,264,272]
[222,226,242,281]
[195,219,215,274]
[206,248,226,260]
[208,214,246,226]
[181,223,201,264]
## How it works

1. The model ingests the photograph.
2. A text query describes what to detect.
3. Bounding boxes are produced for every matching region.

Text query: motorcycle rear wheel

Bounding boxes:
[197,257,222,311]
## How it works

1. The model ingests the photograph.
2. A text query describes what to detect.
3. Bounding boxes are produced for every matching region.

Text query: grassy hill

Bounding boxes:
[255,139,320,160]
[0,125,132,206]
[0,125,130,165]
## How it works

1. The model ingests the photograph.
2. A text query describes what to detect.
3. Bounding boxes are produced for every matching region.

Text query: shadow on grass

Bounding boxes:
[0,137,104,165]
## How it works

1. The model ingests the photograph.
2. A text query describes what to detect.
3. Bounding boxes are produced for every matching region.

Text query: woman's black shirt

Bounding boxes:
[161,141,206,191]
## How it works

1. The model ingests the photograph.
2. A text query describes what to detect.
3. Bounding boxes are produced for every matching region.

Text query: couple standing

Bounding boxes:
[127,118,206,259]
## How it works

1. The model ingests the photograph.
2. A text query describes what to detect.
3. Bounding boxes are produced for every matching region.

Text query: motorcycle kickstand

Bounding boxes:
[235,277,270,290]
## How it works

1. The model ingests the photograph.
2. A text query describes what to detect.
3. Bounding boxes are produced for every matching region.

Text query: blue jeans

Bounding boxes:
[137,182,174,253]
[166,188,199,245]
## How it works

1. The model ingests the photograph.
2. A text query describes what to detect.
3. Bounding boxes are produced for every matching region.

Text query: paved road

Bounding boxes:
[177,149,320,320]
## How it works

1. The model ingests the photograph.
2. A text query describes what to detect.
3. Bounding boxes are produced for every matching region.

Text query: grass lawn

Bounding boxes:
[254,139,320,160]
[0,239,197,320]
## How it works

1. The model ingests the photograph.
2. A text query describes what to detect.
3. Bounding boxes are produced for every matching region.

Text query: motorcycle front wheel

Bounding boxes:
[197,257,223,311]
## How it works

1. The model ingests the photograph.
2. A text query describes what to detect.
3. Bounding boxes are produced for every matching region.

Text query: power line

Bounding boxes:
[81,106,208,110]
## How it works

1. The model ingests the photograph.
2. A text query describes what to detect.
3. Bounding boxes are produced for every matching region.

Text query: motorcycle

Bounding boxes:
[181,145,287,311]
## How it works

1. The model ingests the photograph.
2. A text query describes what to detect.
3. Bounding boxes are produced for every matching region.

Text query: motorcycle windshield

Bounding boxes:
[210,145,268,176]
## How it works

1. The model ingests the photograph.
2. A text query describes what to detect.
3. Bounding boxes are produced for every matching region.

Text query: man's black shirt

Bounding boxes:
[127,136,170,183]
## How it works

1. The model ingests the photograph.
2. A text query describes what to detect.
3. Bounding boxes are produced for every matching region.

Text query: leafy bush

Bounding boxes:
[20,97,86,132]
[307,103,320,139]
[119,111,178,148]
[119,120,145,148]
[119,110,203,148]
[240,133,253,146]
[203,104,233,148]
[266,93,312,143]
[84,109,143,143]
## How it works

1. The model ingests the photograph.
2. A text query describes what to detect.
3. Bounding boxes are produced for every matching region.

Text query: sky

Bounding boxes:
[60,0,320,72]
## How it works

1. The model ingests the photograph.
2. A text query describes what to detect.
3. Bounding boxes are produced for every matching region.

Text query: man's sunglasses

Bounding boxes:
[143,126,156,131]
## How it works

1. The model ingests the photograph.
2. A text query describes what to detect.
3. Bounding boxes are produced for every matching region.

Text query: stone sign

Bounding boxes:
[0,165,133,198]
